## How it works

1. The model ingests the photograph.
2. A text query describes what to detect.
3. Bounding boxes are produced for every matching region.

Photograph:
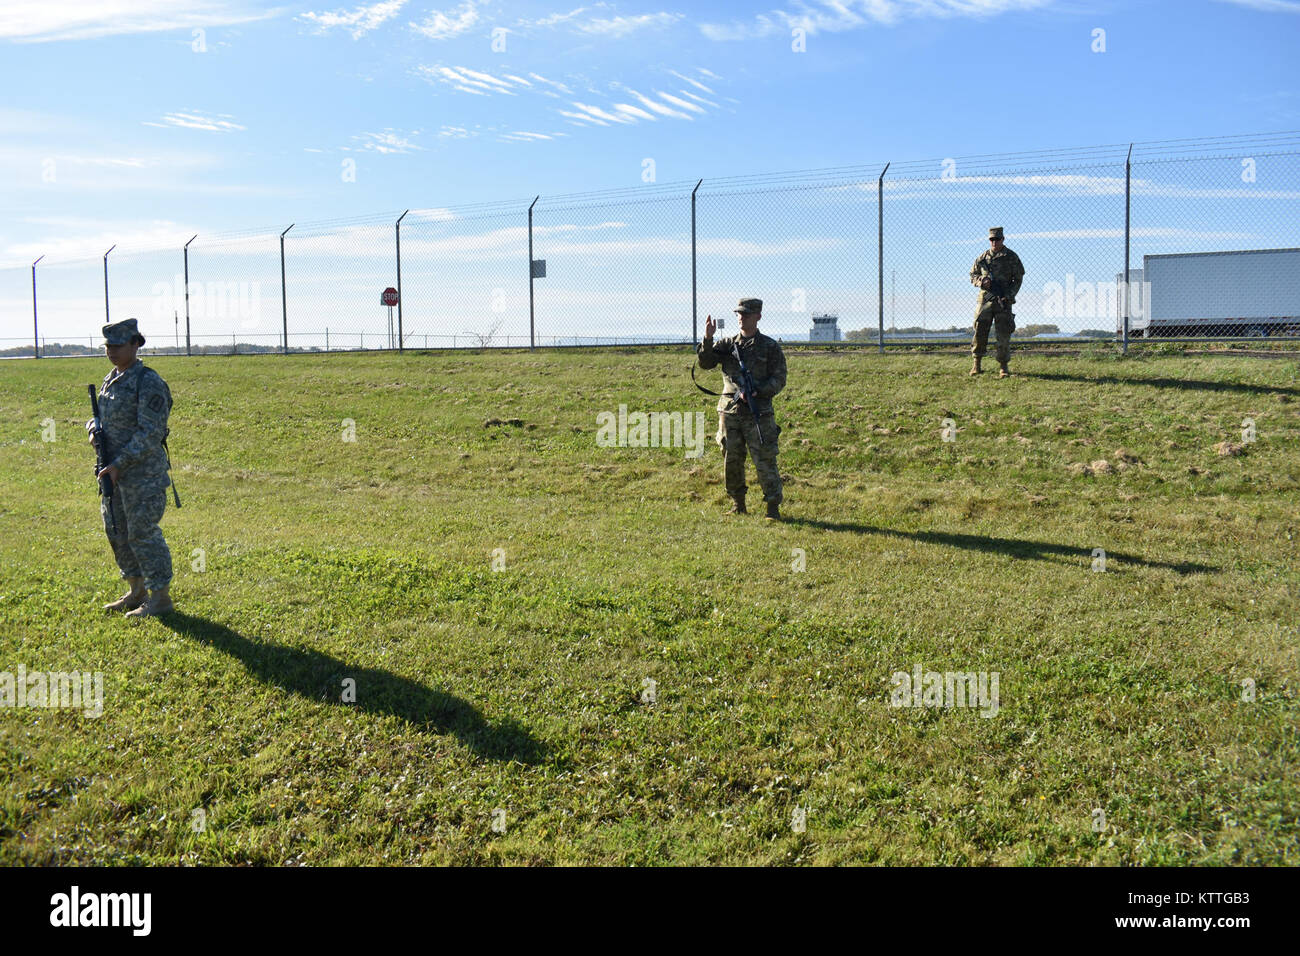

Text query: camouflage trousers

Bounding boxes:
[972,297,1015,365]
[103,475,173,591]
[717,411,783,504]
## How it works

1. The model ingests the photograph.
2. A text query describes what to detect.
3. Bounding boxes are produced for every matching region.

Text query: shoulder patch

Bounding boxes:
[147,393,164,412]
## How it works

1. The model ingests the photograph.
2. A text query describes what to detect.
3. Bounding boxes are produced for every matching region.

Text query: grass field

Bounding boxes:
[1,345,1296,865]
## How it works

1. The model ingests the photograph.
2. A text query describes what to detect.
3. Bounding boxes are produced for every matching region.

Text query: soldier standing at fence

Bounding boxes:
[91,318,177,619]
[968,226,1025,377]
[697,298,787,520]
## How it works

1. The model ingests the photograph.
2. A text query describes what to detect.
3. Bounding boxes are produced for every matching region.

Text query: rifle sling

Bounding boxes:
[691,361,726,397]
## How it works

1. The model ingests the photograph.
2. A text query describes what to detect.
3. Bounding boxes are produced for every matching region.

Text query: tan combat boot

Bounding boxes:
[970,356,982,376]
[104,577,146,613]
[126,587,174,620]
[998,362,1011,378]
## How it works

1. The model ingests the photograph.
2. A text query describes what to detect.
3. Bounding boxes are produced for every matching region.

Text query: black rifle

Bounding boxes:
[691,341,765,444]
[982,263,1012,310]
[730,342,765,445]
[87,384,116,534]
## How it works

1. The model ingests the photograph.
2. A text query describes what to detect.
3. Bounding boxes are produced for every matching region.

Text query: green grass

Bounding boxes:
[1,346,1297,865]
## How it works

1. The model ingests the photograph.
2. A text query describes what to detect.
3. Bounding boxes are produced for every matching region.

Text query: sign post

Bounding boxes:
[381,287,400,350]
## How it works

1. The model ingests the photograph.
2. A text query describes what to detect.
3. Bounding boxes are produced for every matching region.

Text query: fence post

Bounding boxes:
[1122,144,1132,354]
[326,328,330,352]
[184,235,197,357]
[528,196,539,350]
[103,244,116,324]
[396,209,409,352]
[691,179,702,343]
[280,224,294,355]
[31,255,43,359]
[877,163,889,354]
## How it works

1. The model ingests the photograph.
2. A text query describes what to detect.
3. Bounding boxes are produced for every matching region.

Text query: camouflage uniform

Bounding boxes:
[969,227,1025,368]
[97,347,174,592]
[697,304,787,507]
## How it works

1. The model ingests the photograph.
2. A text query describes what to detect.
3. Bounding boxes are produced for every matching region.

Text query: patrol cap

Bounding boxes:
[733,298,763,314]
[102,317,144,346]
[988,227,1005,240]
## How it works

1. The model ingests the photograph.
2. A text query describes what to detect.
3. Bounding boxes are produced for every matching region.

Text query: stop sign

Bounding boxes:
[381,287,399,306]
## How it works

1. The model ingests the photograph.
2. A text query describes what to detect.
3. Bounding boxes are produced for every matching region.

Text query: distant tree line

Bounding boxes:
[1,342,325,358]
[845,325,1113,341]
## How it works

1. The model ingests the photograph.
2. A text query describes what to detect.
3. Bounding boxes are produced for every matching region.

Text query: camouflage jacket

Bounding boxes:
[969,246,1025,302]
[697,332,787,416]
[98,360,172,481]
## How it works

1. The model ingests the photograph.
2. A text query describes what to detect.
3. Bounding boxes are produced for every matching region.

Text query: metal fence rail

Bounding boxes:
[3,132,1298,360]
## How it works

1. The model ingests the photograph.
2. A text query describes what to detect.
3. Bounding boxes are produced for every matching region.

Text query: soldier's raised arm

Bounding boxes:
[110,372,170,475]
[697,314,722,369]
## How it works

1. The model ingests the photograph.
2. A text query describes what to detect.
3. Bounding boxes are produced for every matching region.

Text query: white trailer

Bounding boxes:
[1129,248,1300,337]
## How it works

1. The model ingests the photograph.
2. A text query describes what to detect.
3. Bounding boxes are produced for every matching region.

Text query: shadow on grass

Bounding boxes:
[1018,370,1300,397]
[163,611,548,764]
[784,519,1216,574]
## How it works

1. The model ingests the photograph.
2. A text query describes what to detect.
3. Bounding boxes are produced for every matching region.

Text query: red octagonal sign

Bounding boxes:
[381,287,399,307]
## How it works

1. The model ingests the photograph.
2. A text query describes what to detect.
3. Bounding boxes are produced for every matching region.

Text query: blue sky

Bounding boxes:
[1,1,1298,344]
[2,0,1298,262]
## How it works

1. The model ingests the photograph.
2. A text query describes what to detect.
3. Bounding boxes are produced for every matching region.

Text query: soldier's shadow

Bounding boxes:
[783,518,1216,574]
[163,611,549,764]
[1018,370,1300,398]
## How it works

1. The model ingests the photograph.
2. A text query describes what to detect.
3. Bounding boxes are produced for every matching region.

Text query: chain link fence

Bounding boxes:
[3,132,1297,359]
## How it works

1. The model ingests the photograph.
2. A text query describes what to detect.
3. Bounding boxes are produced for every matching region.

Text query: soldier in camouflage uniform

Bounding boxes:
[968,226,1025,378]
[697,298,787,520]
[89,319,176,619]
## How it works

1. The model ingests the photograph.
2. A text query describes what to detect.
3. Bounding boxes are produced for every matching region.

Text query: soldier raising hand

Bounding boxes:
[969,227,1025,378]
[698,298,787,521]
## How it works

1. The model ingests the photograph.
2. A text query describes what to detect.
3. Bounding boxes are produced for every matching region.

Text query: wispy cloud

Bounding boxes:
[298,0,408,39]
[612,103,657,121]
[657,91,704,114]
[930,227,1258,245]
[499,130,566,142]
[4,217,203,263]
[457,66,518,93]
[676,89,717,108]
[570,102,635,125]
[216,219,840,262]
[880,172,1300,202]
[0,0,277,43]
[514,4,681,36]
[347,129,425,153]
[417,63,721,134]
[529,72,573,96]
[615,87,691,120]
[51,154,157,169]
[668,69,714,94]
[143,111,246,132]
[574,12,682,36]
[416,64,533,95]
[558,110,607,126]
[700,0,1050,40]
[410,0,482,39]
[514,5,605,29]
[1215,0,1300,11]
